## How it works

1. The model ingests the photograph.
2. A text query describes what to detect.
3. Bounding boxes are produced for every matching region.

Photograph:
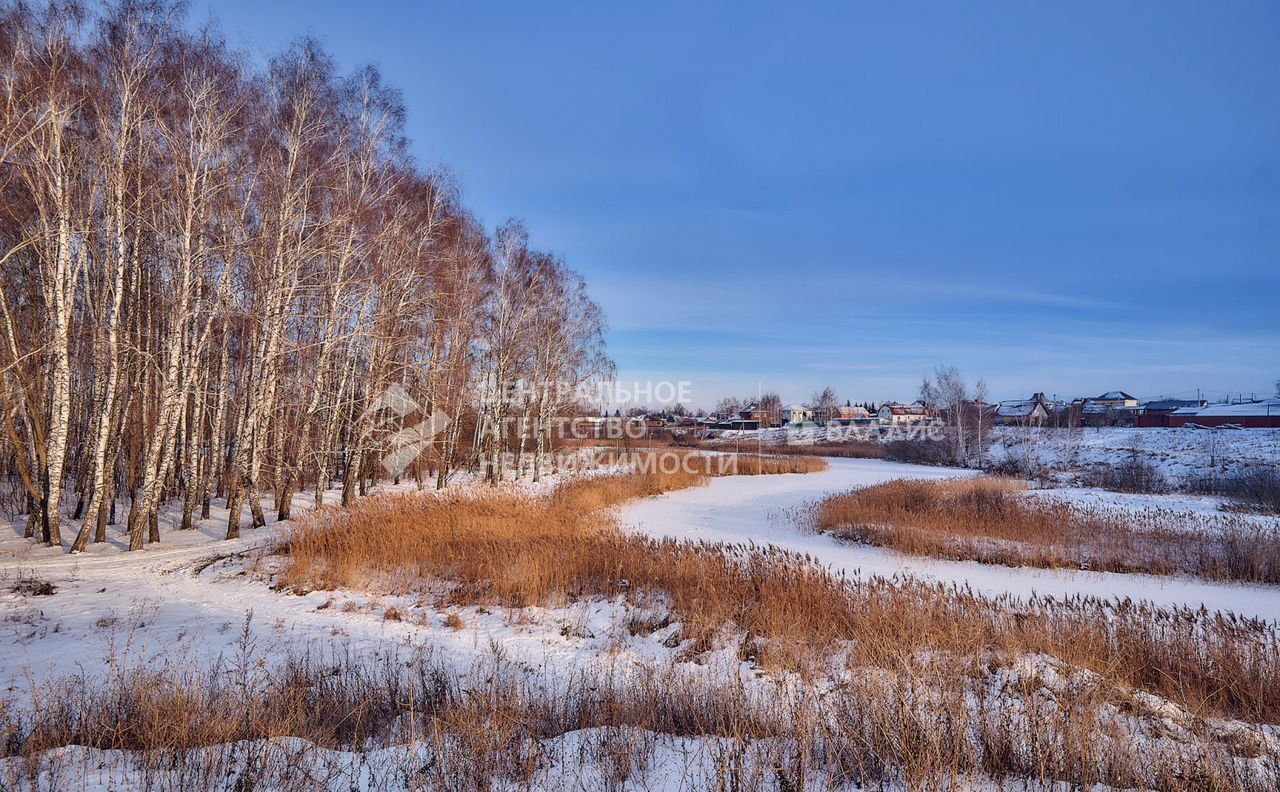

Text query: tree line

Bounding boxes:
[0,1,610,552]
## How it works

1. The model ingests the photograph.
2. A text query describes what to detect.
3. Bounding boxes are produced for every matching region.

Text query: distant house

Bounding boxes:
[993,395,1049,426]
[781,403,813,425]
[1079,391,1140,427]
[878,402,929,425]
[1088,391,1139,409]
[737,403,777,428]
[1136,398,1280,429]
[1082,404,1141,427]
[1045,399,1082,427]
[827,404,872,425]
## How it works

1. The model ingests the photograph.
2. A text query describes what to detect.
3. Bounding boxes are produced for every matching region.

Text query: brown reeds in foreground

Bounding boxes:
[5,637,1274,791]
[816,476,1280,584]
[282,469,1280,726]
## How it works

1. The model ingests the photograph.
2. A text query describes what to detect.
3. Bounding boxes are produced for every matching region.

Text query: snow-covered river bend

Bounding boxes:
[619,457,1280,623]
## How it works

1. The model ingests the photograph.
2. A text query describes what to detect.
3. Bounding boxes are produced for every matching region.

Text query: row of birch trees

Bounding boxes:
[0,1,610,551]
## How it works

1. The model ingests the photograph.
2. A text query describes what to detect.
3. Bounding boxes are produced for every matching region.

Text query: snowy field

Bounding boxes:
[984,425,1280,484]
[710,424,1280,486]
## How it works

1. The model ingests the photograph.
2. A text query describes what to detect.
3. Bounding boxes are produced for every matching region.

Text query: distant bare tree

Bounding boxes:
[759,392,782,427]
[715,396,742,418]
[972,378,989,465]
[921,365,971,462]
[808,386,839,424]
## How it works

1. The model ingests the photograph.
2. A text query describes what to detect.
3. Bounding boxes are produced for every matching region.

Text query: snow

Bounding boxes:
[0,459,655,709]
[1026,485,1277,528]
[0,472,806,789]
[618,457,1280,623]
[9,455,1271,717]
[985,425,1280,484]
[0,732,825,792]
[3,454,1279,787]
[707,425,1280,488]
[995,399,1042,418]
[1194,398,1280,417]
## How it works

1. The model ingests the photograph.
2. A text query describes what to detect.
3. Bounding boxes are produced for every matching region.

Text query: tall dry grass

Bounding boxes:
[5,638,1274,791]
[284,451,823,599]
[1191,466,1280,515]
[282,471,1280,725]
[817,476,1280,584]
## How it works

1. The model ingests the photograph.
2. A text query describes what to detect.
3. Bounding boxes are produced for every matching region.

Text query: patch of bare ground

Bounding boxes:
[817,476,1280,584]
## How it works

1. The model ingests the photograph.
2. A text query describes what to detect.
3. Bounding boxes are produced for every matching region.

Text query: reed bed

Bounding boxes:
[817,476,1280,584]
[283,470,1280,725]
[5,640,1274,791]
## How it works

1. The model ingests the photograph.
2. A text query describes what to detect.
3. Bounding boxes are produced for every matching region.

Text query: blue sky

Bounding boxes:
[194,1,1279,407]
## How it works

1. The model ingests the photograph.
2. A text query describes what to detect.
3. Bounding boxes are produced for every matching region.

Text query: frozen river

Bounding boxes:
[618,457,1280,623]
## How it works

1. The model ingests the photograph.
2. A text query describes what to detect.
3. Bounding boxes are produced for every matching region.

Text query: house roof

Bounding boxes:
[1144,399,1206,412]
[1193,399,1280,418]
[995,399,1046,418]
[882,403,926,416]
[1094,391,1136,401]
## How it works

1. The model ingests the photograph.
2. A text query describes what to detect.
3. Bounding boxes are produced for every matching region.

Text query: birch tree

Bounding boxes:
[0,1,610,552]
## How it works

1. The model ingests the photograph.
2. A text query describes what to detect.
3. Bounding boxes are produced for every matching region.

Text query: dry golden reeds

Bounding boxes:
[282,467,1280,724]
[817,476,1280,583]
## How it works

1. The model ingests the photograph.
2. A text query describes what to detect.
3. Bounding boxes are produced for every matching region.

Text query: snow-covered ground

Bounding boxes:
[3,455,1279,788]
[1026,485,1280,530]
[0,467,825,790]
[0,464,648,708]
[709,424,1280,487]
[985,425,1280,485]
[619,457,1280,622]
